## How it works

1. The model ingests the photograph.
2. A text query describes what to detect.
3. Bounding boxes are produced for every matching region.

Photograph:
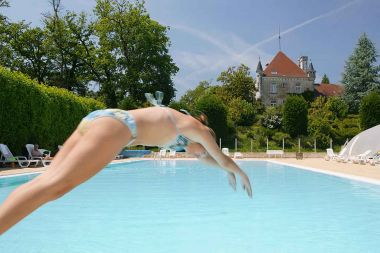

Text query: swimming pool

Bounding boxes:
[1,160,380,253]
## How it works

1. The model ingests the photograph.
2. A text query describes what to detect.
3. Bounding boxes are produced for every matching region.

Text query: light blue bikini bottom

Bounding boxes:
[78,109,137,146]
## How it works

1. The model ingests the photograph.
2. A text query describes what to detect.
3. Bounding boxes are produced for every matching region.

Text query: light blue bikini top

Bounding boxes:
[145,92,191,151]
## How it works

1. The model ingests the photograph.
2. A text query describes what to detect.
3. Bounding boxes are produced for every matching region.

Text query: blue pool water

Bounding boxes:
[1,160,380,252]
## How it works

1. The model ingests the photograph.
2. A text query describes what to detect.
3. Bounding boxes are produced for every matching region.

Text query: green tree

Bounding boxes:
[168,100,190,112]
[118,96,140,110]
[342,33,380,113]
[331,115,360,144]
[283,96,308,137]
[6,23,52,83]
[321,74,330,84]
[325,96,348,119]
[301,90,315,104]
[43,1,93,96]
[217,64,256,102]
[359,91,380,130]
[228,98,256,126]
[307,97,332,148]
[179,81,211,111]
[93,0,178,106]
[0,2,15,69]
[195,93,228,140]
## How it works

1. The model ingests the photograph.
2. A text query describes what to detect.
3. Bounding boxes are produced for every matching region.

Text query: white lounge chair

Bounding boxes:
[325,148,338,161]
[335,147,348,162]
[0,144,39,168]
[234,152,243,159]
[25,144,52,167]
[222,148,230,157]
[168,150,176,158]
[266,150,284,158]
[352,150,372,164]
[156,149,167,159]
[369,153,380,166]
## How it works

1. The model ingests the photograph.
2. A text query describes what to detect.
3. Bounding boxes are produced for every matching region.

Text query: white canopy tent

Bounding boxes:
[340,124,380,157]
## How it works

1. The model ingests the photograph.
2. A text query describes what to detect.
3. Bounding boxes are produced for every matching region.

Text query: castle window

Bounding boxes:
[270,100,277,106]
[282,83,287,88]
[270,83,277,94]
[295,83,302,93]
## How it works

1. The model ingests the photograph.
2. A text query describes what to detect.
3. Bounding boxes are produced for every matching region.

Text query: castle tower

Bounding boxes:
[255,58,263,100]
[307,62,316,81]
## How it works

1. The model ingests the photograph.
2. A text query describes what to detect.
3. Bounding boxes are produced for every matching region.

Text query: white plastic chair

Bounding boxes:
[0,144,39,168]
[25,144,52,167]
[168,150,176,158]
[352,150,372,164]
[325,148,338,161]
[234,152,243,159]
[222,148,229,157]
[157,149,167,159]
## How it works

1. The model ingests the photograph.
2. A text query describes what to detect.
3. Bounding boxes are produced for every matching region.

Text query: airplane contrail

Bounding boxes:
[240,0,362,56]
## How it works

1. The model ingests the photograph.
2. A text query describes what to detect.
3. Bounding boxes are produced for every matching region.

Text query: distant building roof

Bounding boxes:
[263,51,308,78]
[314,83,344,97]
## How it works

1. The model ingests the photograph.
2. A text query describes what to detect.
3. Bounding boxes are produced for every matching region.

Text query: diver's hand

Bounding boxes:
[227,172,236,191]
[240,173,253,198]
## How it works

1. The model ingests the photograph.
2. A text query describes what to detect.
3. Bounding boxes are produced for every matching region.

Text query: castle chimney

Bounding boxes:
[298,56,308,72]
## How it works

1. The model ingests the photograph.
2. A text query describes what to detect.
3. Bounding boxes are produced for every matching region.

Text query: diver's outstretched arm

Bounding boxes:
[187,126,252,197]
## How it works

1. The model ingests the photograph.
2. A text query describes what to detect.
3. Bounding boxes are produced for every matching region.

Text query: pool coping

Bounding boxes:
[2,158,380,186]
[0,159,144,179]
[266,159,380,186]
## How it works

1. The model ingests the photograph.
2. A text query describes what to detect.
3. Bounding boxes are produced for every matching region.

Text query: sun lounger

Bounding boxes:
[0,144,39,168]
[325,148,338,161]
[168,150,176,158]
[155,149,167,159]
[369,155,380,166]
[352,150,372,164]
[234,152,243,159]
[266,150,284,158]
[25,144,52,167]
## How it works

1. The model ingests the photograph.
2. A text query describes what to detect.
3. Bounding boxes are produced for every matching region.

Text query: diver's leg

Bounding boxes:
[0,117,132,235]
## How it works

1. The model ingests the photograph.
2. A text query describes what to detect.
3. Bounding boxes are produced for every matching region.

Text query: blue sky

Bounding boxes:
[2,0,380,98]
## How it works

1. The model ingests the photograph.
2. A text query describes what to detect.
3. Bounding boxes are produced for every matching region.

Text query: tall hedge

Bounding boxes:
[0,67,105,154]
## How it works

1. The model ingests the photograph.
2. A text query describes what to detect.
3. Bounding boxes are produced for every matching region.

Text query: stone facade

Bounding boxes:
[256,51,316,106]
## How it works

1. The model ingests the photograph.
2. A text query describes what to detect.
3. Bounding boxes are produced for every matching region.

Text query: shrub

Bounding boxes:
[331,115,360,144]
[118,96,140,110]
[195,94,228,140]
[272,132,290,147]
[168,101,191,113]
[359,91,380,130]
[0,67,105,154]
[308,117,332,148]
[260,106,282,129]
[282,95,308,137]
